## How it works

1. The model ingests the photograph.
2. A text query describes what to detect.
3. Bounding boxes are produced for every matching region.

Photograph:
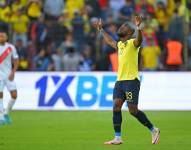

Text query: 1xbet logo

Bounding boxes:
[35,75,117,107]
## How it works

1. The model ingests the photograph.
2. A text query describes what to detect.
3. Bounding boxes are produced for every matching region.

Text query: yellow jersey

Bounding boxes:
[27,2,42,18]
[141,45,161,69]
[10,14,29,33]
[65,0,84,19]
[117,39,140,81]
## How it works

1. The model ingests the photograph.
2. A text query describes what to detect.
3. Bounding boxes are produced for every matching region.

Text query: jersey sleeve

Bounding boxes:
[131,39,140,50]
[11,45,19,59]
[117,41,121,49]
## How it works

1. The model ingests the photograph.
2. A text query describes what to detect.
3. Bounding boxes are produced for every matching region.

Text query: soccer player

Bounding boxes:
[94,16,160,145]
[0,30,19,126]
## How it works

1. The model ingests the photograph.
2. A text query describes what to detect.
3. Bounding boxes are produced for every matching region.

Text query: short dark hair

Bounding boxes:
[123,22,135,36]
[123,22,135,31]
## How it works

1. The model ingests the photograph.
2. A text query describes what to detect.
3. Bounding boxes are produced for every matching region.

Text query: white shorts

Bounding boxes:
[0,79,17,92]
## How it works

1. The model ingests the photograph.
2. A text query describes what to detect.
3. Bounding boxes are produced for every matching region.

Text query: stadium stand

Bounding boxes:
[0,0,190,71]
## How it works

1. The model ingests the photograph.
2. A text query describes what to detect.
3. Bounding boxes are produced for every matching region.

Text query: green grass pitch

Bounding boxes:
[0,111,191,150]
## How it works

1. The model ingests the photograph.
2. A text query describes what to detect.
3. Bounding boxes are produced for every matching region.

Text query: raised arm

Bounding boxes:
[133,15,143,47]
[94,19,117,49]
[100,29,117,49]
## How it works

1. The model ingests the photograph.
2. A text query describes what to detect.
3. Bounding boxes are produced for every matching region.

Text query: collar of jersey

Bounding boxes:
[120,40,128,46]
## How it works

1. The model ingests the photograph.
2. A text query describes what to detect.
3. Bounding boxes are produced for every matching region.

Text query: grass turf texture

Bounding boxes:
[0,111,191,150]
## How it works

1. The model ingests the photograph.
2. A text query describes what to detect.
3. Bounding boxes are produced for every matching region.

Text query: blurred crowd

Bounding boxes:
[0,0,191,71]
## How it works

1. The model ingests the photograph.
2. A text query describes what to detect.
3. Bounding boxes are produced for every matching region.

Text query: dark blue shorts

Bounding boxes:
[113,79,140,105]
